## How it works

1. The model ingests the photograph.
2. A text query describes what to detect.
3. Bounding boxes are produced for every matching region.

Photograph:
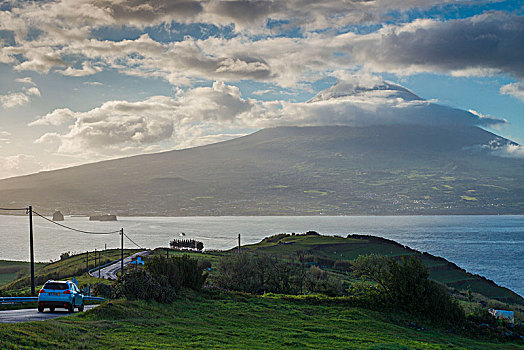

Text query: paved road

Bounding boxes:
[89,251,150,280]
[0,305,97,323]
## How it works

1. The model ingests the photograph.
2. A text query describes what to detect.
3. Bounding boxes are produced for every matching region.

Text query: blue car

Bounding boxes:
[37,280,84,313]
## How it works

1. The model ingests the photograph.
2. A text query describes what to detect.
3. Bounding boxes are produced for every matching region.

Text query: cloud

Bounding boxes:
[29,108,77,126]
[34,96,177,154]
[491,144,524,159]
[83,81,104,86]
[60,62,103,77]
[0,0,494,87]
[0,154,44,179]
[347,12,524,79]
[32,78,507,157]
[15,77,36,86]
[0,84,40,108]
[500,82,524,101]
[32,81,259,155]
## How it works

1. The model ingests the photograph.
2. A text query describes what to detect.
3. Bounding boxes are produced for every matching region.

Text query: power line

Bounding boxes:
[123,232,144,249]
[32,210,121,235]
[0,207,27,211]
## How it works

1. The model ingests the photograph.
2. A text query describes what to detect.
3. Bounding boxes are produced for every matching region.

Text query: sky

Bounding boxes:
[0,0,523,179]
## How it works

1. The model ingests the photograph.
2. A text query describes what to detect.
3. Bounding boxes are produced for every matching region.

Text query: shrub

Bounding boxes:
[112,269,176,303]
[113,269,161,301]
[216,253,301,295]
[305,266,345,297]
[351,254,465,324]
[145,255,207,291]
[91,282,112,298]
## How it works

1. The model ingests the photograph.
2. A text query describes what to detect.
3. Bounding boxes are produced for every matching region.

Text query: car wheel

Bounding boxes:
[78,303,84,312]
[49,306,55,312]
[37,306,44,313]
[67,302,74,313]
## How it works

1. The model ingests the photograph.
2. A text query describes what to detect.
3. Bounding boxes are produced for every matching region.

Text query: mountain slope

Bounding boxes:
[0,124,522,215]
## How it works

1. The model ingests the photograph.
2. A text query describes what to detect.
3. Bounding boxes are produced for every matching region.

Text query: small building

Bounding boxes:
[488,309,514,324]
[52,211,64,221]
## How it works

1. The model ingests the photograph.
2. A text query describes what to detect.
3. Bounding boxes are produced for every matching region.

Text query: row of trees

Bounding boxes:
[170,239,204,251]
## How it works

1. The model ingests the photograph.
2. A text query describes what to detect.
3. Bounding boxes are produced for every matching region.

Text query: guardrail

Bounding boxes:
[0,297,37,304]
[84,296,105,302]
[1,296,104,304]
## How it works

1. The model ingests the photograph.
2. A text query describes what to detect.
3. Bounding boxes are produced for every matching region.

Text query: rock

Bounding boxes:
[52,211,64,221]
[89,214,117,221]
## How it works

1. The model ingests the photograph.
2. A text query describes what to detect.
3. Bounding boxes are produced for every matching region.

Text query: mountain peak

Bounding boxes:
[309,78,422,103]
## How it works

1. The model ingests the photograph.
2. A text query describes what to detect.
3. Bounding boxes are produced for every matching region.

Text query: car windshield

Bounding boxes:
[43,282,69,290]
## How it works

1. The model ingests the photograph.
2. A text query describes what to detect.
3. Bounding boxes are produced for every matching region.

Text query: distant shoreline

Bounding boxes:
[1,213,523,218]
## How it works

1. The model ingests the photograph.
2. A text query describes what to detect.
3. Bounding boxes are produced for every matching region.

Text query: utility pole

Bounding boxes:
[166,248,169,259]
[238,233,241,256]
[94,248,97,271]
[86,251,89,272]
[28,206,35,296]
[120,228,124,277]
[105,243,107,265]
[98,250,101,278]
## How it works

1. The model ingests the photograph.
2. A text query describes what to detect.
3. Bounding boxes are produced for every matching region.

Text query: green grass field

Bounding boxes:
[1,289,522,349]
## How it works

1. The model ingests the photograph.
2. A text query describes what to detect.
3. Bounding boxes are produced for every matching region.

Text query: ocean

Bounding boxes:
[0,215,522,297]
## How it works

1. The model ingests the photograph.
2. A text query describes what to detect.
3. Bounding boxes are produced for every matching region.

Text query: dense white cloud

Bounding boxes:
[500,82,524,101]
[1,1,521,88]
[31,79,507,157]
[29,108,77,126]
[0,154,44,179]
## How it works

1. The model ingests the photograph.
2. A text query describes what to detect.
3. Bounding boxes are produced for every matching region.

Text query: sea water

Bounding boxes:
[0,215,522,297]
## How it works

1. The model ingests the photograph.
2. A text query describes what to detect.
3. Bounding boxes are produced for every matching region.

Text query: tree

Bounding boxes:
[351,254,464,323]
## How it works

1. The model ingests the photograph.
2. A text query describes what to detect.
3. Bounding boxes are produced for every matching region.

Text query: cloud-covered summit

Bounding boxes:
[29,77,507,160]
[302,77,506,128]
[309,77,422,103]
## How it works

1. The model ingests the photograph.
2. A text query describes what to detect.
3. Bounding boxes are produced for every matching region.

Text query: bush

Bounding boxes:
[112,269,176,303]
[145,255,207,291]
[305,266,346,297]
[215,253,301,295]
[91,282,112,298]
[351,254,465,324]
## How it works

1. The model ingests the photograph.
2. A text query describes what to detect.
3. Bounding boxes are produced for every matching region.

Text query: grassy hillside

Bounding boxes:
[240,233,524,306]
[0,125,522,216]
[0,260,45,286]
[1,290,522,349]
